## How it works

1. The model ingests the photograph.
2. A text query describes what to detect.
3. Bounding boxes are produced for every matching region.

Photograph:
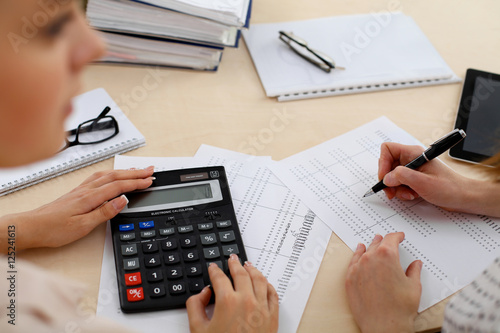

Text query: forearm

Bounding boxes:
[465,179,500,217]
[0,211,37,254]
[358,318,415,333]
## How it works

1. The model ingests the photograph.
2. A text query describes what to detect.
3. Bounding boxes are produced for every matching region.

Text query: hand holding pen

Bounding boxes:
[364,129,466,198]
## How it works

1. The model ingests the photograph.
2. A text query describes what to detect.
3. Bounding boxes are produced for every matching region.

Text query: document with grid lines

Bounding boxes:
[269,116,500,312]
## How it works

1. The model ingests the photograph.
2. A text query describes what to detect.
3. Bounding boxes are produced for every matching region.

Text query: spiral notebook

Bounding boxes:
[0,88,146,196]
[243,13,461,101]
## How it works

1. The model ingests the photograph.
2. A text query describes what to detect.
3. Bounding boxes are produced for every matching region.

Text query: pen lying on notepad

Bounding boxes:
[363,129,466,198]
[278,31,345,73]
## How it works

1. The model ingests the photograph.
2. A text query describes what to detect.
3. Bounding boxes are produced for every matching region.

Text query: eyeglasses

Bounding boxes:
[279,31,345,73]
[60,106,119,151]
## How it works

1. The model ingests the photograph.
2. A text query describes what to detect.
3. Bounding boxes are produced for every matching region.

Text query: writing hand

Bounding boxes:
[378,142,477,210]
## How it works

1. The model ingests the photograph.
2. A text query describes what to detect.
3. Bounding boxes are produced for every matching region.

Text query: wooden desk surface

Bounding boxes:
[2,0,499,331]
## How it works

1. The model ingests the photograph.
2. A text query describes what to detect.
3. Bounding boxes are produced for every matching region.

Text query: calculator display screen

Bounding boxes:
[128,184,213,209]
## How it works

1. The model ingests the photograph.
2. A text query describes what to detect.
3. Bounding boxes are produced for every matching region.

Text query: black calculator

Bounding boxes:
[110,166,247,313]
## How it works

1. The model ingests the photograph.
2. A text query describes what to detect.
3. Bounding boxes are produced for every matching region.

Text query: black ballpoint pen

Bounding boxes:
[363,129,466,198]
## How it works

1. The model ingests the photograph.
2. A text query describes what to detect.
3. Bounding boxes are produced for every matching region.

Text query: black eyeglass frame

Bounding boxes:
[279,31,345,73]
[61,106,119,151]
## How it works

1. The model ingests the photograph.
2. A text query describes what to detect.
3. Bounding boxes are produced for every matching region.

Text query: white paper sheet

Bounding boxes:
[97,151,331,332]
[113,155,202,172]
[194,145,331,332]
[269,116,500,312]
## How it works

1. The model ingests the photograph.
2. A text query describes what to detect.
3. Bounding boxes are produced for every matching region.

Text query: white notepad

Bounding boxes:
[243,13,461,101]
[0,88,146,196]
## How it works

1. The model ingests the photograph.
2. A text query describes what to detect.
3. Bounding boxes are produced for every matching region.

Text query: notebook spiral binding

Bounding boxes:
[279,77,451,101]
[0,138,145,196]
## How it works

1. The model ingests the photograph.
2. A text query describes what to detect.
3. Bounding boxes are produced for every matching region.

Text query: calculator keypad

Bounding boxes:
[111,211,247,313]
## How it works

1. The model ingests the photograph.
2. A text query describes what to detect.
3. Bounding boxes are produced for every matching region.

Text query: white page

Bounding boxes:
[171,0,247,14]
[269,117,500,312]
[243,13,460,100]
[113,155,203,171]
[98,152,331,332]
[141,0,250,26]
[194,145,331,333]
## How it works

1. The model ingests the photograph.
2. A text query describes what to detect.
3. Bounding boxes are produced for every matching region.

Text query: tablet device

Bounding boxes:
[449,68,500,164]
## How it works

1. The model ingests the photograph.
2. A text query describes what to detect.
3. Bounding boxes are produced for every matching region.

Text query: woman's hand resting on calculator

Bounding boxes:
[187,254,279,333]
[0,167,155,253]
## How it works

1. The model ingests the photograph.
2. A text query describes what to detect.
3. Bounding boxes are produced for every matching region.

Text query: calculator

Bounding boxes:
[110,166,247,313]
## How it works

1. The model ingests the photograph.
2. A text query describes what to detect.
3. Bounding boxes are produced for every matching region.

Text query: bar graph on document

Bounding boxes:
[195,145,331,332]
[269,116,500,312]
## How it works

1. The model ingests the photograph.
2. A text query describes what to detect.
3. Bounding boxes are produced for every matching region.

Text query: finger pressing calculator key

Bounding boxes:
[110,166,248,313]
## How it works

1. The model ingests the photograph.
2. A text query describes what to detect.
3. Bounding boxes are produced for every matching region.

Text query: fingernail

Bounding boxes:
[146,166,154,172]
[203,285,211,292]
[209,262,218,269]
[149,177,156,181]
[383,172,394,186]
[244,261,253,267]
[230,254,238,261]
[112,195,128,211]
[401,192,415,200]
[356,243,363,251]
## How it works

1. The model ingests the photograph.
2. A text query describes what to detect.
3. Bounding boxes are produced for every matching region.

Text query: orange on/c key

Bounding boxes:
[125,272,142,286]
[127,287,144,302]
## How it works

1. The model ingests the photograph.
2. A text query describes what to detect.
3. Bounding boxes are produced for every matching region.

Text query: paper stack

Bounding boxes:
[86,0,252,71]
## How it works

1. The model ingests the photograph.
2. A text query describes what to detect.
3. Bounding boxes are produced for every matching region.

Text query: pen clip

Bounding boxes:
[430,129,466,146]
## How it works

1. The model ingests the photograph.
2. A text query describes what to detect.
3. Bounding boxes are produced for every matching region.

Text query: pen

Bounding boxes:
[363,129,466,198]
[278,31,345,73]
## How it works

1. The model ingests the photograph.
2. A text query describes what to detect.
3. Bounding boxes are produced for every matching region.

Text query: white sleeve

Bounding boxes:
[0,257,138,333]
[442,256,500,332]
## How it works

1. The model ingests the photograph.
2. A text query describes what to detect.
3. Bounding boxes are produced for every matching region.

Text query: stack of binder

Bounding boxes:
[86,0,252,71]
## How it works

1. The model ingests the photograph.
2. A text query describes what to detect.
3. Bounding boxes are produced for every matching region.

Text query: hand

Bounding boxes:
[378,142,476,212]
[0,167,154,252]
[345,232,422,333]
[186,254,279,333]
